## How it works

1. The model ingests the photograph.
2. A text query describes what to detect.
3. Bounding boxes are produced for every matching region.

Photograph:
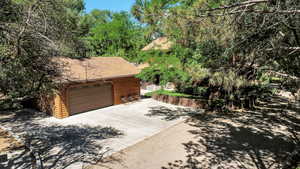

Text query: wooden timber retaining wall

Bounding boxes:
[152,94,208,109]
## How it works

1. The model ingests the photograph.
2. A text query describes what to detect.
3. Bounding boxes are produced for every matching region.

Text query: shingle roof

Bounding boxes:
[55,57,140,83]
[142,37,173,51]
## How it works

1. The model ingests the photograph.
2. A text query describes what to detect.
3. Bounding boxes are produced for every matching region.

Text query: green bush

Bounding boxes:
[210,99,226,110]
[194,87,209,96]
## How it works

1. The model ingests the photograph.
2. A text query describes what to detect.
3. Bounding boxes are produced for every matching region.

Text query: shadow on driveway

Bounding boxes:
[0,110,123,169]
[146,106,201,121]
[146,95,300,169]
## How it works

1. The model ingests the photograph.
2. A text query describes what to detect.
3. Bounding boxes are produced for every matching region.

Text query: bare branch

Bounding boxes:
[243,9,300,14]
[266,47,300,51]
[199,0,268,12]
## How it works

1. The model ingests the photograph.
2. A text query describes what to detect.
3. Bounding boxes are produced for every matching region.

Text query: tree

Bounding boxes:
[86,11,146,61]
[188,0,299,77]
[77,9,112,37]
[190,0,300,97]
[57,0,89,57]
[131,0,179,38]
[136,50,187,86]
[0,0,84,108]
[136,0,299,108]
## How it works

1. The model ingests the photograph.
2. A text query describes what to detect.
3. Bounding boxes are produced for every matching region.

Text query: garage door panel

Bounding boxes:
[70,86,110,96]
[69,83,113,115]
[70,98,112,106]
[70,93,111,101]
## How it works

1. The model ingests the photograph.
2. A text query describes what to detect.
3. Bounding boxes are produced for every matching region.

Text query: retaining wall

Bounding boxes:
[152,94,208,109]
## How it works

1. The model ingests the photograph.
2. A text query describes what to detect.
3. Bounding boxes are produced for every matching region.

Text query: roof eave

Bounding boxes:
[57,73,139,85]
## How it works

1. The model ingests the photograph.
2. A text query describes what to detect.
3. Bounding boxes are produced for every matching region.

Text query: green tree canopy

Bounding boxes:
[86,11,146,61]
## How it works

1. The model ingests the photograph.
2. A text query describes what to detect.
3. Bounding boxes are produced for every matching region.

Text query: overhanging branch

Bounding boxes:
[199,0,269,12]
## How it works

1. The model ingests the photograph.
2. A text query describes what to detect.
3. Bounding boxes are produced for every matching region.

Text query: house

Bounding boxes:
[40,57,141,119]
[142,37,173,51]
[136,63,150,71]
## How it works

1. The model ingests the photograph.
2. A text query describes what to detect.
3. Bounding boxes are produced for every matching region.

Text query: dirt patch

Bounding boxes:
[0,128,23,153]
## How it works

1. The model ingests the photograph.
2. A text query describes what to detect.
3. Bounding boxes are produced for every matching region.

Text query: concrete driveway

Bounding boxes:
[41,98,187,156]
[1,98,190,169]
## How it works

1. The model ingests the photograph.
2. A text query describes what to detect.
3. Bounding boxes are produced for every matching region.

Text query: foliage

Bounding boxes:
[85,11,146,61]
[199,0,300,78]
[258,73,285,85]
[187,65,210,79]
[136,50,188,86]
[77,9,112,37]
[209,70,249,92]
[175,65,210,96]
[134,0,299,107]
[54,0,88,58]
[0,0,84,108]
[131,0,179,38]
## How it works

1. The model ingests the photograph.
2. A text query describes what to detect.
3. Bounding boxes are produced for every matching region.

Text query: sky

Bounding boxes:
[84,0,136,13]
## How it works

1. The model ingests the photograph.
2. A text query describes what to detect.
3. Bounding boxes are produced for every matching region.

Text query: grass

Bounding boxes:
[145,89,202,99]
[270,77,283,83]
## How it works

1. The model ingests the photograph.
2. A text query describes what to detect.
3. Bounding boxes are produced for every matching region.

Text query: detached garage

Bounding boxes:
[68,83,113,115]
[40,57,141,118]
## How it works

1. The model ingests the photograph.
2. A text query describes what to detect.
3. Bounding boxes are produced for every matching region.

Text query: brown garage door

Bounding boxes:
[69,83,113,115]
